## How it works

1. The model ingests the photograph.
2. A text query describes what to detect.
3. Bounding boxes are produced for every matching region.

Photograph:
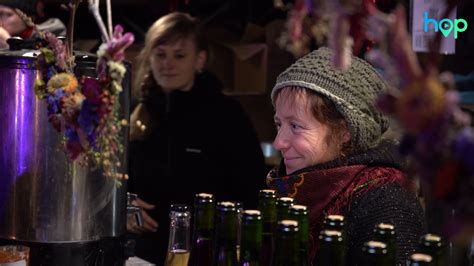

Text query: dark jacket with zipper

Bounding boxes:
[129,71,266,264]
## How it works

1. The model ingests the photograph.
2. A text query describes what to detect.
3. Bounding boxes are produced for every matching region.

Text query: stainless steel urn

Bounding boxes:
[0,49,129,244]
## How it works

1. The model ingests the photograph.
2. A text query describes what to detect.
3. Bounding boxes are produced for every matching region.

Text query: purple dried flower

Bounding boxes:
[46,89,68,114]
[107,25,135,62]
[44,32,67,71]
[78,100,99,135]
[81,76,103,105]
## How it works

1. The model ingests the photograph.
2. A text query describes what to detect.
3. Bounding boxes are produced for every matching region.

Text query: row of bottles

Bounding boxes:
[317,215,447,266]
[164,189,309,266]
[163,189,448,266]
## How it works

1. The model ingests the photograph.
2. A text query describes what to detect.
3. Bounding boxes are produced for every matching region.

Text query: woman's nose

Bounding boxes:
[273,129,289,151]
[162,57,175,68]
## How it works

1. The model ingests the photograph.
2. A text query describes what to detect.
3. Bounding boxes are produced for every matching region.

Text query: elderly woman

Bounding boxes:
[267,47,426,265]
[128,12,266,264]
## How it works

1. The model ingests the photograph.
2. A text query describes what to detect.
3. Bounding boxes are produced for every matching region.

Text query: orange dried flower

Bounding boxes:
[47,73,78,94]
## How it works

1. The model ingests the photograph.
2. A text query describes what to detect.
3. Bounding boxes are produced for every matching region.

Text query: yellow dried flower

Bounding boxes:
[47,73,79,94]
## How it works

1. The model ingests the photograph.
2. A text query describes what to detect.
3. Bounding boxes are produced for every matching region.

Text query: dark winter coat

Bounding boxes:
[129,71,266,264]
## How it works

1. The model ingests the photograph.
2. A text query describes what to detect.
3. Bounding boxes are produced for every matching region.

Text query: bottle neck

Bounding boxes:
[194,205,214,230]
[214,211,238,265]
[316,239,346,266]
[168,213,191,252]
[215,212,238,246]
[273,233,300,265]
[362,248,391,265]
[258,199,276,234]
[193,205,214,243]
[241,221,262,263]
[290,214,309,248]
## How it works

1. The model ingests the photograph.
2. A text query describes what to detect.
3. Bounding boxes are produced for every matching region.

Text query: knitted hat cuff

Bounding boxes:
[14,8,35,28]
[272,80,378,126]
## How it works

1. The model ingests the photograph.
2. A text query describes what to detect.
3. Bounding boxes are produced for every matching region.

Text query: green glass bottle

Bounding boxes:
[272,220,300,266]
[164,204,191,266]
[418,234,444,266]
[361,240,391,266]
[322,214,345,231]
[288,205,310,266]
[240,210,262,266]
[257,189,277,266]
[214,201,238,266]
[276,197,294,221]
[373,223,397,265]
[234,201,244,263]
[189,193,215,266]
[320,214,346,265]
[315,230,345,266]
[408,253,434,266]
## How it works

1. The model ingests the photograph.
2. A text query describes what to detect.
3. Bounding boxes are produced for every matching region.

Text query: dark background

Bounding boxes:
[41,0,474,142]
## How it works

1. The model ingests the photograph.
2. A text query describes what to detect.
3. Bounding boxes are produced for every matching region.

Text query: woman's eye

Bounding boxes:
[290,123,301,130]
[175,54,185,59]
[155,53,165,59]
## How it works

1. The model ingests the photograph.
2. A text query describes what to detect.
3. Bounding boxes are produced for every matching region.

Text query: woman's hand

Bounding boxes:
[127,198,159,234]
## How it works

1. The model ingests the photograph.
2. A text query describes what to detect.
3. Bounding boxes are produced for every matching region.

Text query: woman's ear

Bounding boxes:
[341,121,351,144]
[343,129,351,144]
[196,50,207,72]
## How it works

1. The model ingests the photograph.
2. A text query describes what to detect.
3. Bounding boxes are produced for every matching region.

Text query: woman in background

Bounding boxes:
[128,12,266,264]
[268,47,427,265]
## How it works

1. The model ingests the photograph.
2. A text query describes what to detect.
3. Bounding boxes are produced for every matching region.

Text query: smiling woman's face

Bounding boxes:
[273,88,347,174]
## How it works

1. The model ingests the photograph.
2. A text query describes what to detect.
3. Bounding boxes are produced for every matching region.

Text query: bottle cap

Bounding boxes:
[170,204,190,212]
[323,214,345,229]
[277,220,299,232]
[277,197,294,206]
[259,189,276,199]
[217,201,236,211]
[195,193,214,205]
[409,253,433,265]
[289,204,308,215]
[319,230,343,242]
[374,223,396,236]
[420,233,443,248]
[362,241,388,255]
[242,210,262,221]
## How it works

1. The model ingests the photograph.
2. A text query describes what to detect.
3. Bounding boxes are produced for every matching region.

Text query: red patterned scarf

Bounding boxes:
[266,164,414,261]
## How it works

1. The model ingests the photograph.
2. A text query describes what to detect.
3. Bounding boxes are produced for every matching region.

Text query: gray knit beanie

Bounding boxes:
[272,47,389,151]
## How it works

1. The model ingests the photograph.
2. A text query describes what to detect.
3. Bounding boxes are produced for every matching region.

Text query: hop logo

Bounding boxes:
[423,11,468,39]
